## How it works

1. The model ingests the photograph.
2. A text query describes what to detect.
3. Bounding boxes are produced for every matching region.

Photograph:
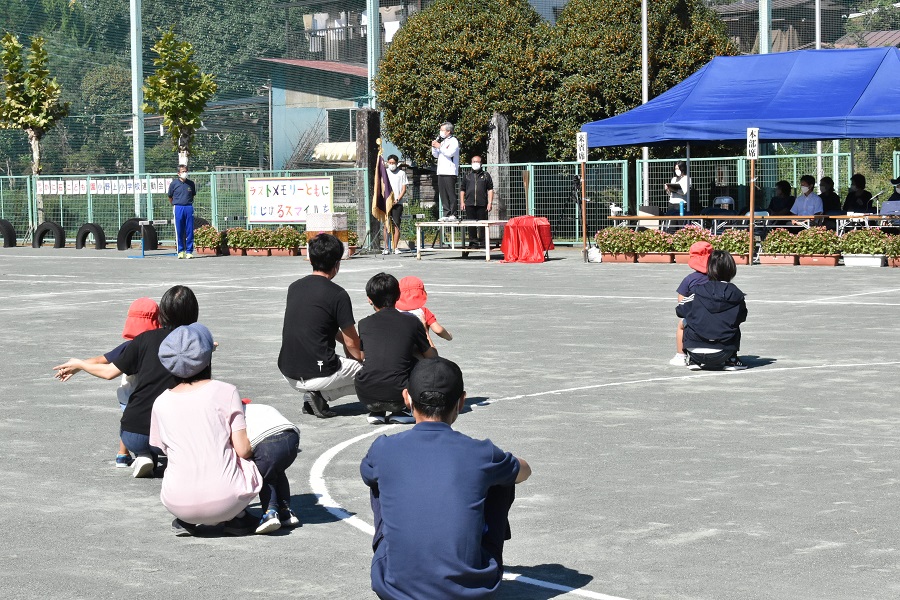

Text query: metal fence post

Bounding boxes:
[894,151,899,178]
[621,160,630,214]
[210,171,219,229]
[526,164,535,215]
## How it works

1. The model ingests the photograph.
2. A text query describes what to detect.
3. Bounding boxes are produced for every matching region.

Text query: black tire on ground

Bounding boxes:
[0,219,15,247]
[116,218,158,251]
[31,221,66,249]
[193,217,210,230]
[75,223,107,250]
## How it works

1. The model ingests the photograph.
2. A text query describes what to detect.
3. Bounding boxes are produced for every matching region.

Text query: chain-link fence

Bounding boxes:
[637,153,852,215]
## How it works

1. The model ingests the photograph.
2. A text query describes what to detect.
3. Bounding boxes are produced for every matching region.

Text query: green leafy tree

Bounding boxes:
[0,33,69,222]
[543,0,736,160]
[375,0,555,164]
[143,28,217,164]
[846,0,900,46]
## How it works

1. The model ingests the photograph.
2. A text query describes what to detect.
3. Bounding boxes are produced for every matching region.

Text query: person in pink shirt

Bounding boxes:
[150,323,262,536]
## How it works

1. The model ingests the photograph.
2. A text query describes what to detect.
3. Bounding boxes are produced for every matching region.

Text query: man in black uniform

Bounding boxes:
[458,156,494,248]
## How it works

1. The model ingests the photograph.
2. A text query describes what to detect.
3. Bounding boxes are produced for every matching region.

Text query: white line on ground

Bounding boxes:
[309,426,625,599]
[469,360,900,409]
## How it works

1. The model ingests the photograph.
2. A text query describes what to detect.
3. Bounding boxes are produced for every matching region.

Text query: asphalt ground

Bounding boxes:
[2,244,899,600]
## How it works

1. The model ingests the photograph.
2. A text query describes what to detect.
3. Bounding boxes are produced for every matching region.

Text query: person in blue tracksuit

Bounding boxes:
[167,164,197,259]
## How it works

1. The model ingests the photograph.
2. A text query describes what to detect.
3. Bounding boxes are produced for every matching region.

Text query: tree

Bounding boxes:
[375,0,556,164]
[0,33,69,222]
[845,0,900,47]
[143,28,217,164]
[542,0,736,160]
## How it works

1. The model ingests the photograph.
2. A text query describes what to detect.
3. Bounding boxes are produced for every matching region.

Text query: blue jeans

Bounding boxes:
[253,430,299,512]
[120,430,161,463]
[173,204,194,253]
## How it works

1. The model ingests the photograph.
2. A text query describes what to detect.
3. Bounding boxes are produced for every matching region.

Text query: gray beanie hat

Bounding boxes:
[158,323,214,378]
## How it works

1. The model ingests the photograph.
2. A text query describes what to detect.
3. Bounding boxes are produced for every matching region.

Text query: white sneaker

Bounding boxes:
[381,249,390,255]
[438,216,448,222]
[367,412,387,425]
[132,456,154,478]
[669,353,686,366]
[447,215,458,221]
[388,409,415,424]
[393,248,402,255]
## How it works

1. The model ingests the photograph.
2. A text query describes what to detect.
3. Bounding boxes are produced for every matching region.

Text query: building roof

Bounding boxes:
[258,57,367,78]
[711,0,842,16]
[834,30,900,49]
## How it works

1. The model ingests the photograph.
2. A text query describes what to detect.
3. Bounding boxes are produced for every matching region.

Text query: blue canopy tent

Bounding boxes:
[581,47,900,147]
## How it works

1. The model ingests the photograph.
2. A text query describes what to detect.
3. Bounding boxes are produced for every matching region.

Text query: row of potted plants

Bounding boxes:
[594,225,900,266]
[194,225,359,256]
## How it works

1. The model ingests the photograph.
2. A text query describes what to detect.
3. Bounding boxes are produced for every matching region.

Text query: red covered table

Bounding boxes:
[501,216,554,263]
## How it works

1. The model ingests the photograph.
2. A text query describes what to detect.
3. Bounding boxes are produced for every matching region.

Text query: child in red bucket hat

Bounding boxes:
[669,241,711,367]
[396,276,453,344]
[55,297,160,467]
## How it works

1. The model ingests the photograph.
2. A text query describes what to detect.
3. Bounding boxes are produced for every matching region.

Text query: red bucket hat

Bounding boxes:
[122,297,160,340]
[687,241,712,274]
[396,276,427,311]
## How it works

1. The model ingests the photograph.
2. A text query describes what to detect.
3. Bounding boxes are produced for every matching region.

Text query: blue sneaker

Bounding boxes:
[115,454,133,468]
[255,509,281,534]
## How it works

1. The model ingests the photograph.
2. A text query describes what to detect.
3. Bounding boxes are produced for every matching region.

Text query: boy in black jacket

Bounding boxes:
[676,250,748,371]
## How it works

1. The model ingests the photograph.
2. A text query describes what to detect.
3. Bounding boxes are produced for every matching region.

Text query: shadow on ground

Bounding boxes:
[498,563,595,599]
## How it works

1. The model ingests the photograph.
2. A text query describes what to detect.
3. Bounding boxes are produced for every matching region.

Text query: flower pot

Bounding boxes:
[758,253,798,265]
[732,254,750,265]
[888,257,900,268]
[636,252,674,263]
[842,253,886,267]
[270,247,300,257]
[673,252,690,264]
[228,247,247,256]
[194,247,219,256]
[798,254,840,266]
[601,252,637,263]
[348,245,358,257]
[247,247,272,256]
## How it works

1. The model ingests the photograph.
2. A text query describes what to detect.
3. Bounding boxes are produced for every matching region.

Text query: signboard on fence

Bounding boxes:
[36,178,161,195]
[246,177,334,224]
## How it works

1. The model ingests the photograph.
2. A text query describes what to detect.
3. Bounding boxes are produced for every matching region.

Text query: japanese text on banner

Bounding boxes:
[246,177,334,224]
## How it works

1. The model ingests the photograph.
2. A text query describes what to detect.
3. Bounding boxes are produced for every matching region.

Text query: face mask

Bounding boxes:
[388,164,397,172]
[895,186,900,194]
[674,168,682,177]
[800,186,810,194]
[439,131,447,140]
[471,162,482,171]
[849,185,857,192]
[179,172,187,179]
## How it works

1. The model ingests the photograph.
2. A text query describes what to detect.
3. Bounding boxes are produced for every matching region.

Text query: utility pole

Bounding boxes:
[129,0,145,217]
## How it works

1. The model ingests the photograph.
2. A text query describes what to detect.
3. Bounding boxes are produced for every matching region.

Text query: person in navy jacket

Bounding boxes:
[167,164,197,259]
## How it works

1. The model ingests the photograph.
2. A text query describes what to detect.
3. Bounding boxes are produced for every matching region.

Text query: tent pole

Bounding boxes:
[749,159,756,265]
[641,0,649,209]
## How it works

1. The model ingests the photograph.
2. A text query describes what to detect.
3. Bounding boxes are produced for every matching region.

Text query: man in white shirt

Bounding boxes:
[431,122,460,221]
[384,154,408,255]
[791,174,823,225]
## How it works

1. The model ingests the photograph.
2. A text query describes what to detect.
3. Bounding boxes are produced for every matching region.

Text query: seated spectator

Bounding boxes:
[278,233,363,419]
[819,177,842,213]
[670,241,711,367]
[888,177,900,203]
[355,273,436,425]
[150,324,262,536]
[842,173,875,213]
[791,175,823,218]
[360,357,532,600]
[676,250,748,371]
[767,180,794,216]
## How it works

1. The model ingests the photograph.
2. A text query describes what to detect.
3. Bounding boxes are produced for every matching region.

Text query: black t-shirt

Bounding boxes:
[356,308,430,399]
[112,328,177,436]
[278,275,356,380]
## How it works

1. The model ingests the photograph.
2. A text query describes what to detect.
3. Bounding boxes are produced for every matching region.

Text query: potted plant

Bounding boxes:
[347,229,359,257]
[758,228,798,265]
[225,227,251,256]
[840,228,888,267]
[794,226,841,266]
[671,225,714,264]
[712,229,751,265]
[193,224,224,255]
[246,228,274,256]
[885,234,900,267]
[594,227,636,262]
[634,229,674,263]
[270,226,305,256]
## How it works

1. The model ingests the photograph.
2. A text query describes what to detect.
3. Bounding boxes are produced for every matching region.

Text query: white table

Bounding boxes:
[415,220,507,262]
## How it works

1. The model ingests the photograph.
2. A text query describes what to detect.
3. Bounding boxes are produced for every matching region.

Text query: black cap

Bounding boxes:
[891,177,900,186]
[407,357,464,406]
